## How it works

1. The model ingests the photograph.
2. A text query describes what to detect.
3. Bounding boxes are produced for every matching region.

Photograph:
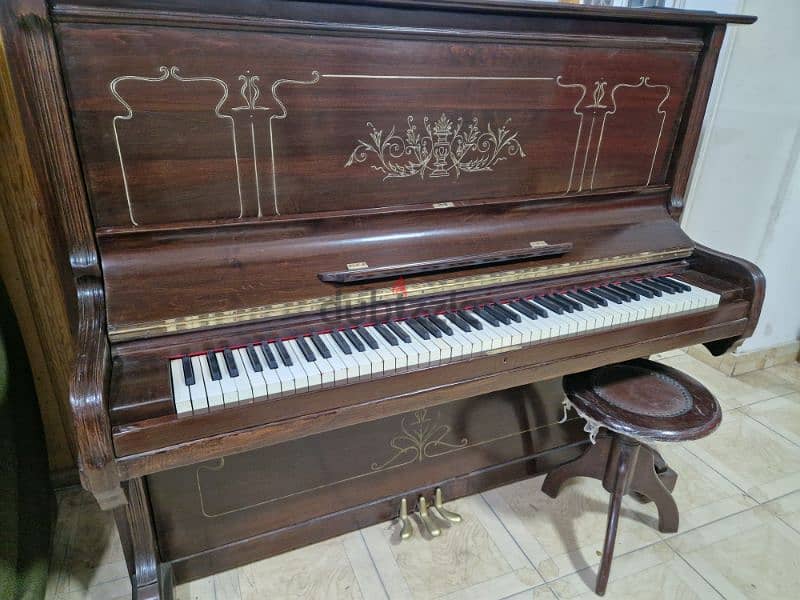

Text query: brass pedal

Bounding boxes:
[398,497,413,540]
[433,488,462,523]
[417,496,441,537]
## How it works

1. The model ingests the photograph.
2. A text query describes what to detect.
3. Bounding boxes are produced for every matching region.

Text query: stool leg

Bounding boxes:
[542,435,612,498]
[596,437,640,596]
[629,450,679,533]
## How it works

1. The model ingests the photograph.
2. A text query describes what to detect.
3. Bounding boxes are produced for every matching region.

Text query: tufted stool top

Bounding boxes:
[563,358,721,442]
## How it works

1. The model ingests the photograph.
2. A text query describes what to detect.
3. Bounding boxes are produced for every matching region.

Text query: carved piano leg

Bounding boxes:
[114,478,172,600]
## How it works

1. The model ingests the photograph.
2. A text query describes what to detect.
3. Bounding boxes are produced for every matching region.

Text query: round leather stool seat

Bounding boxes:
[542,357,722,596]
[564,358,722,442]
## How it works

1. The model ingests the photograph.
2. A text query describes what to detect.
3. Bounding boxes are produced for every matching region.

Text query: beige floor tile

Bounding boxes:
[484,476,661,582]
[504,585,560,600]
[736,366,800,398]
[669,506,800,599]
[361,495,537,600]
[236,532,382,600]
[633,445,755,536]
[684,410,800,502]
[764,490,800,532]
[659,354,776,410]
[741,392,800,446]
[769,362,800,387]
[548,542,721,600]
[649,349,685,361]
[52,577,131,600]
[174,575,216,600]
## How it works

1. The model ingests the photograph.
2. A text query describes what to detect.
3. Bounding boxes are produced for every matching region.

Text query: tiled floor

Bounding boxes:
[45,352,800,600]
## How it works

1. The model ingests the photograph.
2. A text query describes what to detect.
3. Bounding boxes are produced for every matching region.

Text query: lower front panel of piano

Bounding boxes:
[146,378,586,583]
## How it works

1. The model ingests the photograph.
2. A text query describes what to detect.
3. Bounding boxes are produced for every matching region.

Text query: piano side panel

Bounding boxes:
[56,21,698,229]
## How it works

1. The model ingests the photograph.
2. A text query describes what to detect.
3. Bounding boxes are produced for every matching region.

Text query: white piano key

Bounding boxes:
[372,328,408,371]
[198,355,224,408]
[396,322,435,365]
[317,334,350,383]
[189,356,209,411]
[170,359,193,415]
[287,339,322,389]
[362,327,395,374]
[230,350,255,402]
[236,348,266,399]
[213,351,240,406]
[263,343,299,394]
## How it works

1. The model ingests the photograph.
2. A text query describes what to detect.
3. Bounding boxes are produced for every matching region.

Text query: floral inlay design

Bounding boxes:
[371,409,468,471]
[345,113,526,180]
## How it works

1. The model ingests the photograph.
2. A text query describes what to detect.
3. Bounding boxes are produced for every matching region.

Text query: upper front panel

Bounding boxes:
[57,20,699,229]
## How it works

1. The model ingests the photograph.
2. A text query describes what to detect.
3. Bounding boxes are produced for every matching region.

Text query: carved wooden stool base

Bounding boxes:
[543,359,722,596]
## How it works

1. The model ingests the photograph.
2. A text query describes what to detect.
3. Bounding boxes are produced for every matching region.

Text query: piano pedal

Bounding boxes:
[416,495,442,538]
[433,487,462,523]
[398,497,414,541]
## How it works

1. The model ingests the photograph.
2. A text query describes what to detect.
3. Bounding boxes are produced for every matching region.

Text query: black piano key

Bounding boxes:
[406,318,431,340]
[609,283,638,301]
[274,340,293,366]
[310,333,332,359]
[344,328,366,352]
[663,276,692,292]
[445,312,471,332]
[331,330,353,354]
[557,293,584,311]
[181,356,195,386]
[510,300,538,320]
[222,348,239,377]
[375,324,399,346]
[578,289,607,307]
[532,297,563,315]
[428,315,453,335]
[622,281,653,298]
[296,336,317,362]
[634,280,662,297]
[474,307,500,327]
[567,291,597,309]
[656,276,687,293]
[260,342,279,369]
[416,317,443,338]
[546,294,574,313]
[599,285,629,302]
[520,299,549,318]
[387,321,412,342]
[484,304,511,325]
[644,278,677,294]
[458,310,483,330]
[206,350,222,381]
[592,287,623,305]
[494,303,522,322]
[246,344,263,372]
[356,326,380,350]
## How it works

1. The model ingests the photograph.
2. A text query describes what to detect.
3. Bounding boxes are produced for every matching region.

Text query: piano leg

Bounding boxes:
[113,478,173,600]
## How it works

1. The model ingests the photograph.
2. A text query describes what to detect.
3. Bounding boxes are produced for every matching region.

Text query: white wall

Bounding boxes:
[680,0,800,352]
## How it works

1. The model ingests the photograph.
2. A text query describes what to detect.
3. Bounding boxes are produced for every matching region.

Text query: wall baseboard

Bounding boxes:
[686,341,800,376]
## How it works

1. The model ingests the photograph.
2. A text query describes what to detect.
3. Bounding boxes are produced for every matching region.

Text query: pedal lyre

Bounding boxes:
[398,497,413,540]
[433,488,462,523]
[417,496,441,537]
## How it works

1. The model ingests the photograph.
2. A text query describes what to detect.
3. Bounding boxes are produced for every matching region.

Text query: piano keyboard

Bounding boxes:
[169,276,720,415]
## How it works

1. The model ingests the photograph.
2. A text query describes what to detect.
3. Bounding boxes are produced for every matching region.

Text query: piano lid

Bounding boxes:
[51,1,717,341]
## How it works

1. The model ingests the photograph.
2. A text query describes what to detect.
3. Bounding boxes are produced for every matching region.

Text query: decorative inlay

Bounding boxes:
[370,409,468,470]
[109,66,244,225]
[345,113,525,180]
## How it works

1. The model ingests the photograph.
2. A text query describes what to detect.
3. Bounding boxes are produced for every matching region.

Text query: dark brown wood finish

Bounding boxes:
[3,1,763,596]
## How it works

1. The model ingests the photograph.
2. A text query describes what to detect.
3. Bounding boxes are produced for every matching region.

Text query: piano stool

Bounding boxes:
[541,358,722,596]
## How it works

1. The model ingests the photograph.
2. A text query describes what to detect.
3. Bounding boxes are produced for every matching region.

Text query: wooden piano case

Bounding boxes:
[0,0,763,597]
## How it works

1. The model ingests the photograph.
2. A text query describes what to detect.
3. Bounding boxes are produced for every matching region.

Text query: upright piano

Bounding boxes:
[2,0,763,596]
